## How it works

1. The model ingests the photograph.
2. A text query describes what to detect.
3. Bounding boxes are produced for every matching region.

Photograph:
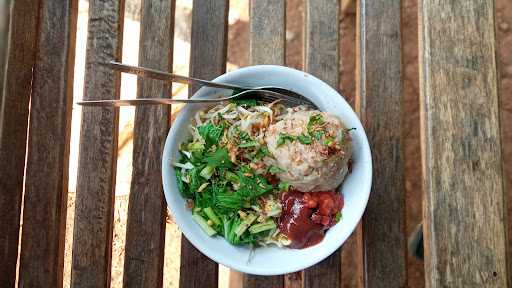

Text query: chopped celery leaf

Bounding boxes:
[276,133,297,147]
[278,181,290,192]
[268,165,285,174]
[205,148,232,169]
[198,123,224,147]
[231,98,258,107]
[297,134,313,144]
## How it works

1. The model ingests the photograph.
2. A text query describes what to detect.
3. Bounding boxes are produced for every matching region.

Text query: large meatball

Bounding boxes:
[264,109,352,192]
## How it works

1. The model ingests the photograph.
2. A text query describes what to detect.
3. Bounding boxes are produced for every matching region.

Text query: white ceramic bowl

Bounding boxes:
[162,65,372,275]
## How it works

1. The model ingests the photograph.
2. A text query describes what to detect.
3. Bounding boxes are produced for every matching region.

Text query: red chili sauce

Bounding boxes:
[278,190,344,249]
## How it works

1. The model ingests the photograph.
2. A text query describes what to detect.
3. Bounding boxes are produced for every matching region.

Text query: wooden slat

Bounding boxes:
[304,0,339,90]
[356,0,406,287]
[0,0,40,286]
[0,0,11,98]
[239,1,287,287]
[122,0,175,287]
[17,0,78,286]
[419,0,507,286]
[249,0,285,65]
[284,272,302,288]
[340,7,364,287]
[303,1,341,287]
[303,255,341,288]
[243,275,283,288]
[70,0,125,286]
[186,0,229,95]
[179,1,228,287]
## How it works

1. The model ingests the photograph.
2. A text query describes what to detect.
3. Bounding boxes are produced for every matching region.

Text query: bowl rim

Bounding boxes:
[162,64,372,275]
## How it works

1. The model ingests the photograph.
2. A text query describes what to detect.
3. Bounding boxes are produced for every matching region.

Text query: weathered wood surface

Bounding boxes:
[187,0,229,95]
[243,275,283,288]
[356,0,407,287]
[304,0,339,91]
[303,253,341,288]
[71,0,125,286]
[419,0,507,286]
[180,1,228,287]
[284,272,302,288]
[303,1,342,287]
[249,0,285,65]
[123,0,175,287]
[0,0,11,99]
[18,0,78,287]
[0,0,40,286]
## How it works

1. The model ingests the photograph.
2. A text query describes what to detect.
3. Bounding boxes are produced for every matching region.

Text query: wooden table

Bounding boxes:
[0,0,507,287]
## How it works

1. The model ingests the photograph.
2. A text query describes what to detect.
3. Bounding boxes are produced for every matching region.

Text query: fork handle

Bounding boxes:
[108,61,249,91]
[77,98,228,107]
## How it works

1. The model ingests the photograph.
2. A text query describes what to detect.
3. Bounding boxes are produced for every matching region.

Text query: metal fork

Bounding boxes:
[77,62,317,108]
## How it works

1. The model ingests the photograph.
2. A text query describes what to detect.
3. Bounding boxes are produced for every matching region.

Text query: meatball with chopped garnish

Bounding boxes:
[264,109,353,192]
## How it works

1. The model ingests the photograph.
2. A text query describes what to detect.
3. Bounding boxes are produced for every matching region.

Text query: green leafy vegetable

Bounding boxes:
[239,230,273,245]
[234,214,257,236]
[204,207,221,226]
[194,187,214,208]
[268,165,285,174]
[312,130,325,140]
[249,220,276,234]
[253,147,269,160]
[223,216,242,245]
[215,191,243,213]
[192,213,217,236]
[185,141,205,163]
[205,148,232,169]
[236,130,260,149]
[186,141,204,154]
[238,141,259,148]
[323,137,335,146]
[188,167,205,193]
[175,169,189,197]
[278,181,290,192]
[307,113,327,141]
[200,166,214,180]
[263,199,282,217]
[307,113,325,130]
[276,133,297,147]
[335,211,342,223]
[231,98,258,108]
[308,113,324,126]
[236,170,274,200]
[198,123,224,147]
[225,171,239,183]
[238,130,252,141]
[277,133,314,147]
[297,134,313,144]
